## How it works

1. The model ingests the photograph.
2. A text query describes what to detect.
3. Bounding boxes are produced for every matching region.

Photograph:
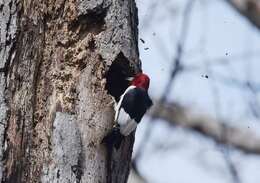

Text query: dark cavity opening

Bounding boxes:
[69,7,108,35]
[105,52,135,102]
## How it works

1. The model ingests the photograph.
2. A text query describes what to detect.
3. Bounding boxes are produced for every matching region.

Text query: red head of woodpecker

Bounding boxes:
[130,73,150,90]
[102,72,153,149]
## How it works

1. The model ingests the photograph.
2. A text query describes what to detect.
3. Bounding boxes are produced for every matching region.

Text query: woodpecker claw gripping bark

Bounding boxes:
[101,124,124,150]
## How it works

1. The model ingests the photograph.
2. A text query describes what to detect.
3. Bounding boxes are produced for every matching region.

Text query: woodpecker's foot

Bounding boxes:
[101,125,124,150]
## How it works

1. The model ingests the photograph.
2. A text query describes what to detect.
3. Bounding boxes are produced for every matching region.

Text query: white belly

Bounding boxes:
[120,120,137,136]
[117,108,138,136]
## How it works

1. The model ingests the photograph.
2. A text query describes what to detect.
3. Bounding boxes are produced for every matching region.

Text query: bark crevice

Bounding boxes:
[69,6,109,36]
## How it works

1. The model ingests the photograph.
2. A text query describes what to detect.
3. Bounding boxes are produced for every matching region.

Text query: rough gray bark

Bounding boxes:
[0,0,18,180]
[0,0,140,183]
[150,101,260,154]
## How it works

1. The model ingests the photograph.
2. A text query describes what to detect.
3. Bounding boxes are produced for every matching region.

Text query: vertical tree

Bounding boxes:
[0,0,140,182]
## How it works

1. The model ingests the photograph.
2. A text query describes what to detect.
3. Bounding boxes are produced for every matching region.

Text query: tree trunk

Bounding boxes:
[0,0,140,182]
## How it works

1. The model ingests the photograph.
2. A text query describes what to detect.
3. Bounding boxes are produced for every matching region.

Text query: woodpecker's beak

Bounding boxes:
[126,77,134,81]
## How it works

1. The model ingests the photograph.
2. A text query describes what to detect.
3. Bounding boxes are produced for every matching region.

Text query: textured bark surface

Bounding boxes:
[0,0,139,182]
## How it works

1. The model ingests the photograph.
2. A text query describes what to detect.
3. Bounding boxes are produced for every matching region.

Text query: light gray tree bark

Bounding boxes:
[0,0,140,182]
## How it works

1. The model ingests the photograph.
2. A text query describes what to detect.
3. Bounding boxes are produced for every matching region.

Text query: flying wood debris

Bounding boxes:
[140,38,145,44]
[201,74,209,79]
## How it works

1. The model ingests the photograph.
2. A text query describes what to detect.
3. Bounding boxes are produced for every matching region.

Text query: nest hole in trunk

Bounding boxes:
[105,52,135,102]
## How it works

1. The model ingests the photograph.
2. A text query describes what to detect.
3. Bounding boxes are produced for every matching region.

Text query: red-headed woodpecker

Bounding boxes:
[102,73,153,149]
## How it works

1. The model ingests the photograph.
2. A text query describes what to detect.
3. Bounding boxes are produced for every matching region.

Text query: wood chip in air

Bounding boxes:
[201,74,209,79]
[140,38,145,44]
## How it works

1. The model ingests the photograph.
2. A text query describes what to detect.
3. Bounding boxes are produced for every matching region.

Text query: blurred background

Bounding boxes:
[128,0,260,183]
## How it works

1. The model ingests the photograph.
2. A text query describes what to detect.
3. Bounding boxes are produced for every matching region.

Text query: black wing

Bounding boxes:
[121,88,153,123]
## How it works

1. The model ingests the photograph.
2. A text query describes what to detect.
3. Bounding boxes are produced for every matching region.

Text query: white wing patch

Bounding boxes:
[118,108,137,136]
[114,85,137,136]
[114,85,136,122]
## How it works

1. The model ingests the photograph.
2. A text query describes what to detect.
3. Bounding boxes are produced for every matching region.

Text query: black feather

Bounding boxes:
[121,88,153,123]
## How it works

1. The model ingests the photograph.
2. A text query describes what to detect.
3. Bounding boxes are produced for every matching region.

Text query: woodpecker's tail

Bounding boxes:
[101,126,124,150]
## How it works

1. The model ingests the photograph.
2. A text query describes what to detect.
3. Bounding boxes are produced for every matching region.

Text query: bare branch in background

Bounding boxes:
[130,3,195,182]
[206,71,260,120]
[220,147,241,183]
[149,101,260,154]
[130,1,260,183]
[226,0,260,30]
[206,65,242,183]
[133,0,195,165]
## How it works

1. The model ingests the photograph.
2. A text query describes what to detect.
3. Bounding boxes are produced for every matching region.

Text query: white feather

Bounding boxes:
[117,108,130,126]
[117,108,137,136]
[114,85,136,122]
[121,120,137,136]
[114,85,137,136]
